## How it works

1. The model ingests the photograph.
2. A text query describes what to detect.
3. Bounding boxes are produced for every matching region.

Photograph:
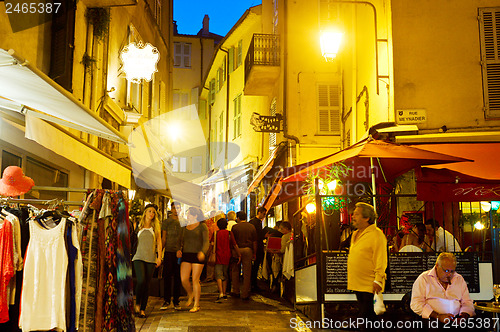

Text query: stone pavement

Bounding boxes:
[134,281,321,332]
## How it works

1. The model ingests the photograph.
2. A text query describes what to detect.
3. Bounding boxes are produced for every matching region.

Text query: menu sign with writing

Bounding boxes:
[324,252,350,294]
[323,252,479,294]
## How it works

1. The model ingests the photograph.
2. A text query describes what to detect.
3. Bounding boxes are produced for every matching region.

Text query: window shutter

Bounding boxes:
[179,157,187,172]
[199,99,207,119]
[49,1,76,91]
[181,92,189,107]
[183,43,191,67]
[171,156,179,172]
[317,84,340,134]
[209,79,216,105]
[229,47,234,72]
[174,43,182,67]
[216,69,220,92]
[173,92,180,110]
[237,40,243,67]
[480,8,500,117]
[192,156,202,174]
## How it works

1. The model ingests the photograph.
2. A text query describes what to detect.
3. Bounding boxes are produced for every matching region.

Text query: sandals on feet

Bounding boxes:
[189,306,200,313]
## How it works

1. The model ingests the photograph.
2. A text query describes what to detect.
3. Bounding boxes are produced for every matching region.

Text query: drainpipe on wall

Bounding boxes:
[199,37,204,89]
[283,0,299,167]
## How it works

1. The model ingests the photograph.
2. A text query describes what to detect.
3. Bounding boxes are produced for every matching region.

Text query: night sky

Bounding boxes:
[174,0,262,37]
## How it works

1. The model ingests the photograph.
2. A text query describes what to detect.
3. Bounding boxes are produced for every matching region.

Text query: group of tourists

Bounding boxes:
[130,202,292,317]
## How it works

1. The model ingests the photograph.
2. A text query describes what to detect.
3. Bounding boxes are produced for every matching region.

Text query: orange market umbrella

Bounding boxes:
[282,138,471,211]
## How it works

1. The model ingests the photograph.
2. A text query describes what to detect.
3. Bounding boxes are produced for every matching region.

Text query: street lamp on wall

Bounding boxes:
[319,0,388,95]
[320,30,343,61]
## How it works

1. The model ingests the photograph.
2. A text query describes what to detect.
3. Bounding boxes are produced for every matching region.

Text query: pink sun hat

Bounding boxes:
[0,166,35,197]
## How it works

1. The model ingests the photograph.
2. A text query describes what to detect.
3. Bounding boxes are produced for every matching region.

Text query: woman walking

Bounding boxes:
[132,204,162,318]
[177,207,209,312]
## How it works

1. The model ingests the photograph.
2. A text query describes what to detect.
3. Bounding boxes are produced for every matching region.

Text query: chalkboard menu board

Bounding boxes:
[324,253,349,294]
[323,252,479,294]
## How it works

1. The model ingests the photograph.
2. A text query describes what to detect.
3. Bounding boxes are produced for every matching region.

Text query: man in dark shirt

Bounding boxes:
[249,207,266,292]
[160,202,182,310]
[230,211,257,300]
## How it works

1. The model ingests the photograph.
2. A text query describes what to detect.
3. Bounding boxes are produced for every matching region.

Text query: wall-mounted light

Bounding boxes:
[320,30,343,62]
[306,202,316,214]
[120,42,159,83]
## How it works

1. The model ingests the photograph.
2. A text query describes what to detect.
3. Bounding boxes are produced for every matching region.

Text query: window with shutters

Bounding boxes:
[173,91,189,110]
[174,42,191,68]
[229,47,234,72]
[179,157,187,172]
[49,1,76,91]
[216,69,221,92]
[128,81,143,113]
[479,8,500,118]
[237,40,243,67]
[192,156,202,174]
[209,79,216,105]
[172,156,179,172]
[317,83,341,134]
[233,94,242,139]
[199,100,207,119]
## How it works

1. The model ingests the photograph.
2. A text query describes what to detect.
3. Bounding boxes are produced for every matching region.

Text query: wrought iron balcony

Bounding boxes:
[244,34,280,96]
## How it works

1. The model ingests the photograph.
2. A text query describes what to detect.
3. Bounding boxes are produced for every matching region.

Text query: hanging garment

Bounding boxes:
[20,218,68,332]
[79,209,99,332]
[283,242,294,280]
[0,220,14,323]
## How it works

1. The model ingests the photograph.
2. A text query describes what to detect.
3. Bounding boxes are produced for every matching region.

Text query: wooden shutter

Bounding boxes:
[228,47,234,72]
[216,69,220,92]
[237,40,243,67]
[174,43,182,67]
[192,156,202,174]
[49,1,76,91]
[209,79,216,104]
[480,8,500,117]
[317,84,340,134]
[183,43,191,68]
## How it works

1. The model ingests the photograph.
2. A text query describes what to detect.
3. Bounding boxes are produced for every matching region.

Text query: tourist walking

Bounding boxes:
[132,204,162,318]
[177,207,209,313]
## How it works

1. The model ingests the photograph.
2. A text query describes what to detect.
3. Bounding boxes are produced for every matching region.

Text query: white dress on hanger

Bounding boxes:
[20,217,68,332]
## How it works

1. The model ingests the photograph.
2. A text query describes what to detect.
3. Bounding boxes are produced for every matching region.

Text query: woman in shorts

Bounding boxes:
[177,207,209,312]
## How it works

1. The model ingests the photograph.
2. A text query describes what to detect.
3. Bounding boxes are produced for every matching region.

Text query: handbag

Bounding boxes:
[207,231,217,266]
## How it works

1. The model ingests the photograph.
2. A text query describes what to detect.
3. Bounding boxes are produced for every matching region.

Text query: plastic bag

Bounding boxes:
[373,293,386,315]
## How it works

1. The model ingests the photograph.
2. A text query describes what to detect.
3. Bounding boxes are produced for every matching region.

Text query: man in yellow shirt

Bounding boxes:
[347,202,387,322]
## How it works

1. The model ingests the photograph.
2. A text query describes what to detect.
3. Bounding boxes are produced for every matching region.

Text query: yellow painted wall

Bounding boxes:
[392,0,500,131]
[201,7,267,171]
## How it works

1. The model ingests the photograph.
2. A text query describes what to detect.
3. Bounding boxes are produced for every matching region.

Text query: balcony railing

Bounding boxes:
[245,34,280,84]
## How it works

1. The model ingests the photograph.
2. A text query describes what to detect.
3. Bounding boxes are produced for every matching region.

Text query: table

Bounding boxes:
[474,302,500,332]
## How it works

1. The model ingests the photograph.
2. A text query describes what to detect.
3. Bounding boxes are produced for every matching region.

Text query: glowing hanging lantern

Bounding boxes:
[120,42,159,83]
[306,203,316,214]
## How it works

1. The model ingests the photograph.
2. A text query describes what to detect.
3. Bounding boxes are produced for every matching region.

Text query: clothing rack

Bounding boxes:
[0,197,84,206]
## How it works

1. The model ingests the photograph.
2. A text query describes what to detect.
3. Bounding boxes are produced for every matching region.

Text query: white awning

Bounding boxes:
[201,163,253,186]
[25,115,131,188]
[0,49,127,144]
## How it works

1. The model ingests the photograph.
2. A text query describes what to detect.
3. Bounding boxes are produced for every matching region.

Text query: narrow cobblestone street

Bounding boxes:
[134,281,318,332]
